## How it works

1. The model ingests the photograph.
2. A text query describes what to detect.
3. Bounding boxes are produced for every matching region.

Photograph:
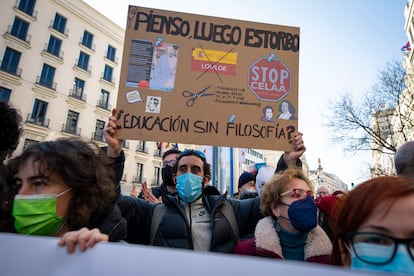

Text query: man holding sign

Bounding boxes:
[104,109,305,252]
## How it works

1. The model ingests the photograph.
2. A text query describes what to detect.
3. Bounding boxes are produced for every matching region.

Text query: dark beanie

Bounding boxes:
[238,171,255,188]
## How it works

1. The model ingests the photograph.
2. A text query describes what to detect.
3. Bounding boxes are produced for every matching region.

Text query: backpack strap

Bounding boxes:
[221,201,240,241]
[150,204,167,245]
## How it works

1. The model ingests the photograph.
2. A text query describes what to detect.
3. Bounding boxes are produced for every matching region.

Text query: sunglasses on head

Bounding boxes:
[179,149,206,160]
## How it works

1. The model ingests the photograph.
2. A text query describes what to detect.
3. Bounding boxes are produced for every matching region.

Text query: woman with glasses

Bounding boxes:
[234,168,332,264]
[332,176,414,274]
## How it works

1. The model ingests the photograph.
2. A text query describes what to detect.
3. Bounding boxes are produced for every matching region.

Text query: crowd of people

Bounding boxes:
[1,103,413,274]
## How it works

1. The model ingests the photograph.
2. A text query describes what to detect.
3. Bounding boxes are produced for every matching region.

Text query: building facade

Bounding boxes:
[0,0,161,193]
[308,158,348,194]
[1,0,123,148]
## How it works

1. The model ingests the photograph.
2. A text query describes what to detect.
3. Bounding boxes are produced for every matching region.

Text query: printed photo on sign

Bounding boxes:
[126,38,178,92]
[146,96,161,113]
[277,100,297,120]
[260,105,276,122]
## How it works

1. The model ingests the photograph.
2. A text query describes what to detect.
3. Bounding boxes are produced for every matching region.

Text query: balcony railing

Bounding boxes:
[101,73,115,84]
[6,24,31,44]
[104,54,118,64]
[49,21,69,37]
[154,148,162,157]
[79,37,95,51]
[69,89,86,101]
[122,140,130,149]
[136,145,148,153]
[0,63,22,77]
[91,131,105,142]
[36,76,57,90]
[14,2,38,19]
[43,43,64,59]
[26,113,50,128]
[75,59,92,73]
[96,100,111,111]
[61,124,81,135]
[132,176,142,183]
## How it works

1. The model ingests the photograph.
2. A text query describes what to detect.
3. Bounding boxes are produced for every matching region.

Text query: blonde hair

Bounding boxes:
[260,168,314,216]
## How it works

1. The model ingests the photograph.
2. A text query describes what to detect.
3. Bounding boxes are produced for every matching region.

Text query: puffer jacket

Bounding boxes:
[234,216,332,264]
[87,203,127,242]
[118,191,262,253]
[110,149,271,251]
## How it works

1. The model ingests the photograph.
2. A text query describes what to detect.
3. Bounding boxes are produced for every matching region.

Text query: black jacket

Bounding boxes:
[93,147,127,241]
[118,191,262,253]
[87,203,127,242]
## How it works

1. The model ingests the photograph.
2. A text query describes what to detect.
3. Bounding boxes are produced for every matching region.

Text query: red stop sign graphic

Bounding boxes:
[248,57,291,101]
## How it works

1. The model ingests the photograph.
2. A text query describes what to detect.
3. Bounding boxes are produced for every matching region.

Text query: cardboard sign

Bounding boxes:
[116,6,299,151]
[0,233,373,276]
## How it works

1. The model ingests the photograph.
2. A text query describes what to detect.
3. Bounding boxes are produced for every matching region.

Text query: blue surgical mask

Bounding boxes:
[176,173,203,203]
[348,243,414,274]
[280,196,317,232]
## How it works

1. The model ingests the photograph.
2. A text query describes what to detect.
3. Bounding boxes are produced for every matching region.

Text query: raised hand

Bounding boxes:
[283,132,306,168]
[142,181,162,203]
[103,108,124,158]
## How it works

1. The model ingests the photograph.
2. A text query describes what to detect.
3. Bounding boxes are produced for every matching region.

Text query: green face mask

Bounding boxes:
[12,188,71,236]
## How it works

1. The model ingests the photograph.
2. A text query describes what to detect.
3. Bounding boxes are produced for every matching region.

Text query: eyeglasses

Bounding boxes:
[162,159,177,168]
[178,149,206,160]
[344,232,414,264]
[280,188,313,199]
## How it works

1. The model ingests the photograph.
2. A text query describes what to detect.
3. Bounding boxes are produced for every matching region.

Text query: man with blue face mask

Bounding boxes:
[114,141,305,250]
[118,149,263,251]
[115,145,306,247]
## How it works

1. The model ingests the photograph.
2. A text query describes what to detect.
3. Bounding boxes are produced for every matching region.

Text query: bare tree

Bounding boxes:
[325,59,409,156]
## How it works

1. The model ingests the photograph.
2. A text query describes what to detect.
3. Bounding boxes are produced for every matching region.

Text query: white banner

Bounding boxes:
[0,233,372,276]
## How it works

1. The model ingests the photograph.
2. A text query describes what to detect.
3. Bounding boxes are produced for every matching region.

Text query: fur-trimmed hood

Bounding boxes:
[254,216,332,260]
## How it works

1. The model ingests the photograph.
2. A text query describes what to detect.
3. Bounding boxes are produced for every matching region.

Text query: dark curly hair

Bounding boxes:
[0,102,22,162]
[0,102,22,232]
[7,138,116,231]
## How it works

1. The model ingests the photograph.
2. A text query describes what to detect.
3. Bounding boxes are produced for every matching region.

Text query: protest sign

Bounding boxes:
[116,6,299,151]
[0,233,372,276]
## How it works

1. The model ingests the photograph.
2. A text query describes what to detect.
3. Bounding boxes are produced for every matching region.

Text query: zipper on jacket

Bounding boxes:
[188,202,193,249]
